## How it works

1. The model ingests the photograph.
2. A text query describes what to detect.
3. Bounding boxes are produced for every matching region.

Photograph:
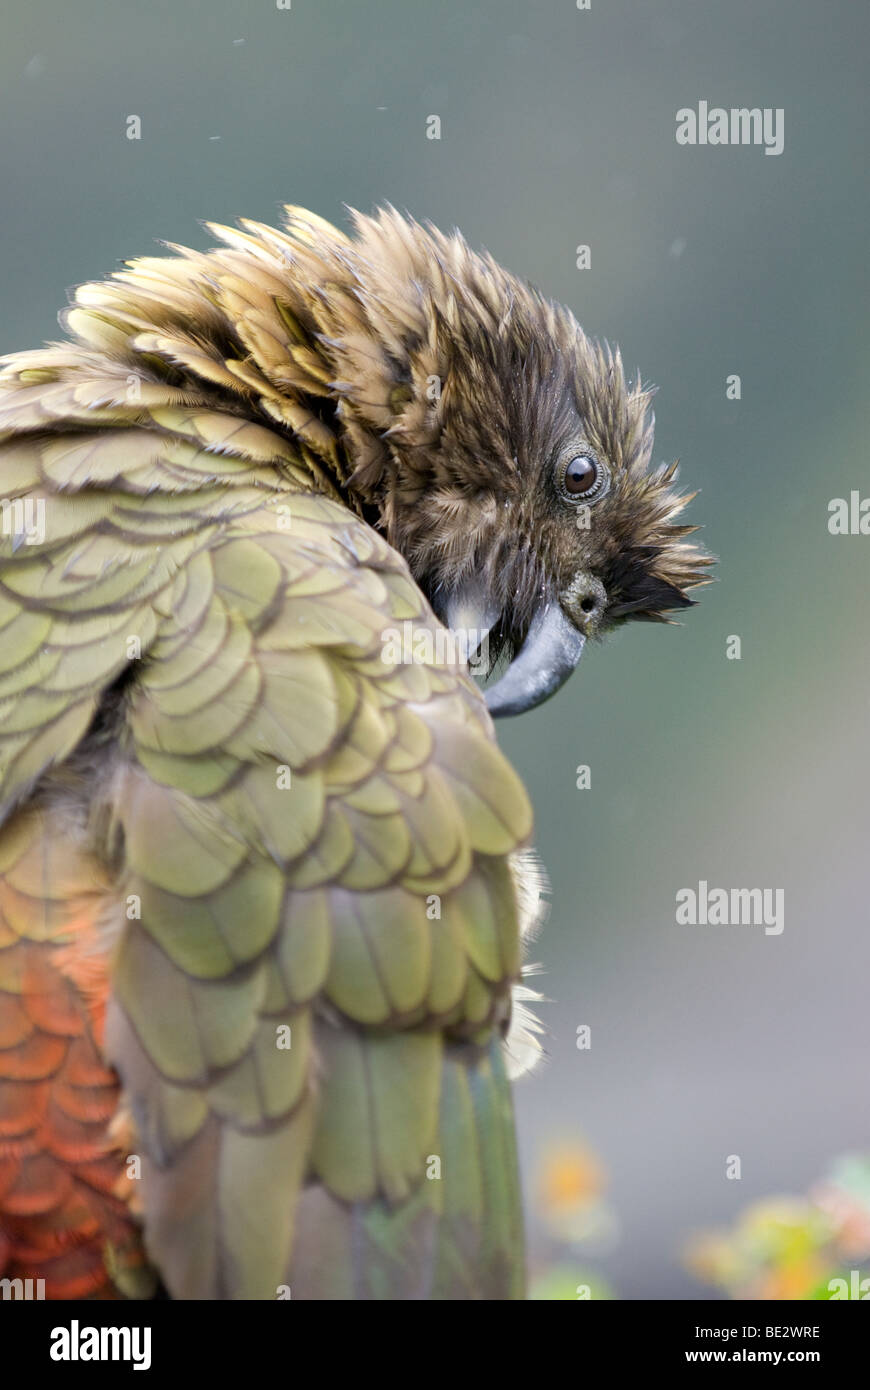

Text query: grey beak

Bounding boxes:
[485,600,586,718]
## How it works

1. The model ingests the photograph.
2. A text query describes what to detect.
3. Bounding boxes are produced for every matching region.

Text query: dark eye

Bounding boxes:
[557,451,610,503]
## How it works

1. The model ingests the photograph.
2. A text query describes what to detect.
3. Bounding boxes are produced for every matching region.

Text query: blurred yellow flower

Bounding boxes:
[538,1142,606,1213]
[684,1163,870,1300]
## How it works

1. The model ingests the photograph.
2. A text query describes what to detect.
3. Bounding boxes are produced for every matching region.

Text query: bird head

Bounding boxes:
[295,207,712,715]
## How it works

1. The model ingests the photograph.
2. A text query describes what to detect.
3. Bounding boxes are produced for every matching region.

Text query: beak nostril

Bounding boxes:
[563,573,607,629]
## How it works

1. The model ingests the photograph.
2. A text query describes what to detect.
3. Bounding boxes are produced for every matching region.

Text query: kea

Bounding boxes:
[0,205,708,1299]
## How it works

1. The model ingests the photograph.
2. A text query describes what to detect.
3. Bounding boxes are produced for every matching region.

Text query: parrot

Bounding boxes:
[0,205,709,1300]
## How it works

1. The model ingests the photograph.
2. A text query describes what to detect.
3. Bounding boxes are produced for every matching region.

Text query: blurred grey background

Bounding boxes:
[1,0,867,1297]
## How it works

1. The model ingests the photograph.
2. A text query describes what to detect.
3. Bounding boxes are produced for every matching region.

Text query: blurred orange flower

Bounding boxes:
[538,1142,606,1212]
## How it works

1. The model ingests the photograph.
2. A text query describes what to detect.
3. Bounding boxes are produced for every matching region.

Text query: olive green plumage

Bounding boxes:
[0,207,541,1299]
[0,204,707,1299]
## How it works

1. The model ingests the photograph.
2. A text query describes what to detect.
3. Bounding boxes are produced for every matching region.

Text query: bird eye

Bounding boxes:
[557,451,610,504]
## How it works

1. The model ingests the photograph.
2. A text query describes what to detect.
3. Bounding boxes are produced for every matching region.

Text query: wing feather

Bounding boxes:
[0,216,537,1299]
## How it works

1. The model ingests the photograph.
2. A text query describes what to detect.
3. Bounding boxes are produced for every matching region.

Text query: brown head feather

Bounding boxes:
[276,205,712,644]
[3,203,710,657]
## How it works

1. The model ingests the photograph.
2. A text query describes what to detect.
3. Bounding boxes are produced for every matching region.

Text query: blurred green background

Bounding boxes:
[1,0,867,1297]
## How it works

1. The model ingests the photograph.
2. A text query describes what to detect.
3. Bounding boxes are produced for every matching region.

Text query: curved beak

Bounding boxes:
[485,600,586,718]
